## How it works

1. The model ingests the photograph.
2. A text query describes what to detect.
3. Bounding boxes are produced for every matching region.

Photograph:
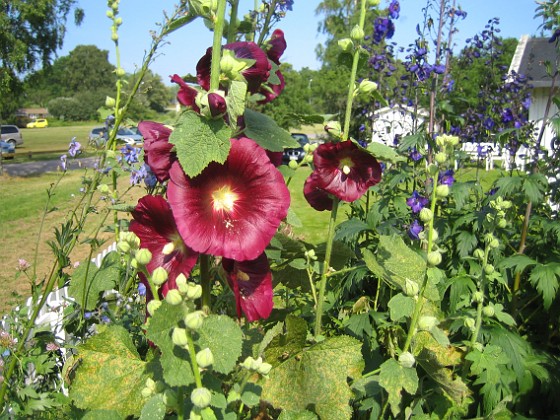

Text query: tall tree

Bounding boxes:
[0,0,83,119]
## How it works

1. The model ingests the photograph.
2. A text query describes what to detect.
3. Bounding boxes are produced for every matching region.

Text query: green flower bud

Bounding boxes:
[418,315,438,331]
[430,228,439,242]
[106,10,114,18]
[166,289,183,305]
[288,159,298,169]
[141,386,153,398]
[97,183,110,193]
[419,208,433,222]
[501,200,512,209]
[172,327,189,347]
[338,38,354,52]
[484,264,495,275]
[176,273,188,294]
[497,218,507,229]
[398,352,416,368]
[427,251,442,266]
[147,300,162,316]
[304,154,314,163]
[434,152,447,164]
[352,296,370,314]
[368,0,381,5]
[191,387,212,409]
[484,233,495,244]
[241,356,261,371]
[152,267,169,286]
[105,96,116,107]
[117,241,131,254]
[111,32,119,42]
[305,249,317,260]
[482,305,495,317]
[135,248,152,266]
[220,52,237,75]
[115,67,125,77]
[114,17,123,26]
[472,291,484,304]
[464,317,476,331]
[403,278,419,297]
[257,362,272,375]
[436,184,450,198]
[187,283,203,300]
[324,121,342,138]
[489,238,500,249]
[184,311,205,330]
[111,1,119,11]
[350,25,365,42]
[130,258,139,269]
[357,79,378,94]
[473,248,485,261]
[196,348,214,368]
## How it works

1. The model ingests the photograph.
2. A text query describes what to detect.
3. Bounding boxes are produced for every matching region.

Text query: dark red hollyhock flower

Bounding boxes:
[137,121,176,182]
[129,195,199,297]
[266,150,283,167]
[167,137,290,261]
[171,74,200,112]
[207,92,227,117]
[222,253,273,322]
[308,140,382,204]
[304,172,334,211]
[258,29,287,104]
[197,42,271,94]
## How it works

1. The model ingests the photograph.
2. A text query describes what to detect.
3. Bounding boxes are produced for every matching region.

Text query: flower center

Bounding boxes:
[212,185,238,213]
[339,157,354,175]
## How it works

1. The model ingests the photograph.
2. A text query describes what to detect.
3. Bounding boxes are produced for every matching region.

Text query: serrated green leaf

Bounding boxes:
[378,358,419,417]
[529,263,560,310]
[456,230,478,258]
[169,111,232,177]
[197,315,243,374]
[388,293,414,321]
[139,394,166,420]
[465,345,509,383]
[367,142,405,163]
[226,81,247,123]
[145,301,195,387]
[492,303,516,326]
[68,252,120,310]
[243,109,299,151]
[497,254,537,274]
[69,326,149,418]
[494,176,523,197]
[523,173,548,203]
[262,336,364,420]
[334,219,371,242]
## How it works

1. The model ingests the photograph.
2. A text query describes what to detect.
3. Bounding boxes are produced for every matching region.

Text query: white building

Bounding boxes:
[370,105,428,146]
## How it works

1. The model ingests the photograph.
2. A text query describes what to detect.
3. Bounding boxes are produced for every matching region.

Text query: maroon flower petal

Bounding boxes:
[208,92,227,117]
[304,172,333,211]
[171,74,200,112]
[266,150,283,167]
[257,70,285,104]
[138,121,176,182]
[167,137,290,261]
[313,140,382,202]
[222,253,273,322]
[129,195,199,297]
[196,42,271,93]
[266,29,287,64]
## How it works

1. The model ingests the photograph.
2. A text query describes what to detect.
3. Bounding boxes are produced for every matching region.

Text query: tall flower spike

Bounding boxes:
[167,137,290,261]
[137,121,176,182]
[222,252,274,322]
[309,140,382,203]
[129,195,199,298]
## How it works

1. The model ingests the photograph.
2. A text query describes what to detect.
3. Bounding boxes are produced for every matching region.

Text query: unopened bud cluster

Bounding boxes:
[240,356,272,376]
[117,231,140,254]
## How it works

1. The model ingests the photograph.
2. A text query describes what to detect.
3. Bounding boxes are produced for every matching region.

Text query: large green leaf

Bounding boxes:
[378,358,419,417]
[262,335,364,420]
[68,251,120,310]
[197,315,243,375]
[367,142,406,163]
[529,263,560,310]
[169,111,232,177]
[465,345,509,383]
[69,326,149,418]
[145,301,195,387]
[243,109,299,151]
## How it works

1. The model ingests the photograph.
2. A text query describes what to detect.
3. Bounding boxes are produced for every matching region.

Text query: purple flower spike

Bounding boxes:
[408,219,423,240]
[438,170,455,187]
[406,191,429,213]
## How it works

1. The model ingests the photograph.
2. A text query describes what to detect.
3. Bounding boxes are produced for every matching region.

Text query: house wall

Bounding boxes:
[529,87,559,152]
[371,107,425,145]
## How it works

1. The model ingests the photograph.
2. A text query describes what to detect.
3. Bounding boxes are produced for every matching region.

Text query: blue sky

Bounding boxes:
[57,0,544,84]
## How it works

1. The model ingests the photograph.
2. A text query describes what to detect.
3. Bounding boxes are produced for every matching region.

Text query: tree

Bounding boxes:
[0,0,83,120]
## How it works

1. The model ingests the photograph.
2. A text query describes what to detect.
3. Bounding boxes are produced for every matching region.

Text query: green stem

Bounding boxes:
[470,245,490,348]
[342,0,367,138]
[200,254,211,313]
[256,0,277,45]
[186,331,203,388]
[226,0,239,43]
[210,0,228,91]
[402,171,439,353]
[314,198,339,338]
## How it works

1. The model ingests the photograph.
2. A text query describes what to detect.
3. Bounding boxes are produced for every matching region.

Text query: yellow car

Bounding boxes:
[26,118,49,128]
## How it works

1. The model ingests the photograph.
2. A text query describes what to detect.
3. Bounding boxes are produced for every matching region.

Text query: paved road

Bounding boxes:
[1,157,100,177]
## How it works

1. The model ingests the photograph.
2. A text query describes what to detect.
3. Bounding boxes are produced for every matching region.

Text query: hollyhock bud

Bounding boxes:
[186,284,203,300]
[398,352,416,368]
[111,32,119,41]
[483,305,495,317]
[105,96,116,107]
[288,159,298,169]
[196,348,214,368]
[184,311,205,330]
[115,67,125,77]
[418,315,438,331]
[435,152,447,164]
[350,25,365,42]
[172,327,189,347]
[497,218,507,229]
[427,251,442,266]
[152,267,169,286]
[147,300,162,316]
[191,387,212,409]
[338,38,354,52]
[464,317,476,331]
[166,289,183,305]
[357,79,378,95]
[403,278,419,297]
[472,291,484,303]
[473,249,485,261]
[419,208,433,222]
[115,17,122,26]
[484,264,495,275]
[368,0,381,5]
[106,10,114,18]
[324,121,342,137]
[135,248,152,266]
[304,154,314,163]
[489,238,500,249]
[257,362,272,375]
[117,241,131,254]
[436,184,449,198]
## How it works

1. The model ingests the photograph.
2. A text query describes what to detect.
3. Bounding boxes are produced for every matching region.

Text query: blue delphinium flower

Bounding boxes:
[68,138,82,157]
[138,282,147,296]
[408,219,423,240]
[119,144,140,165]
[388,0,400,19]
[409,148,423,162]
[439,170,455,187]
[406,191,429,213]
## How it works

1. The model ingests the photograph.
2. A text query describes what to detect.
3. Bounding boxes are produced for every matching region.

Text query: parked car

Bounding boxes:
[0,125,24,147]
[0,140,15,159]
[282,133,310,164]
[26,118,49,128]
[88,126,143,146]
